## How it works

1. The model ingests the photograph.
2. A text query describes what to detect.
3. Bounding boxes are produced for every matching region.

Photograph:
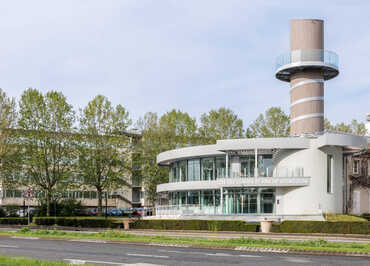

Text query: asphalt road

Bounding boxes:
[0,236,369,266]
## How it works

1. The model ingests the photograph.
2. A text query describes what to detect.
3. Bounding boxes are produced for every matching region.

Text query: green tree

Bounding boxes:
[16,89,76,216]
[136,110,202,209]
[77,95,132,216]
[136,113,167,209]
[324,118,367,135]
[249,107,290,137]
[199,107,244,143]
[0,89,17,189]
[159,109,199,148]
[0,89,16,156]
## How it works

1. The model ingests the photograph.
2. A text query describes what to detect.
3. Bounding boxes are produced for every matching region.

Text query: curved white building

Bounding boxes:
[154,19,369,221]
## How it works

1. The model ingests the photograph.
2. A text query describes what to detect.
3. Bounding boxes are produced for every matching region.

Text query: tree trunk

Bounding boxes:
[97,188,103,217]
[46,191,51,217]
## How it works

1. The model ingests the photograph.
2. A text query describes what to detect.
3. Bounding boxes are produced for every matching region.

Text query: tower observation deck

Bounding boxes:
[275,19,339,136]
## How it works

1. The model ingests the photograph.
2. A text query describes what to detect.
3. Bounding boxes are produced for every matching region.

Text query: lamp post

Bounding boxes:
[105,191,108,218]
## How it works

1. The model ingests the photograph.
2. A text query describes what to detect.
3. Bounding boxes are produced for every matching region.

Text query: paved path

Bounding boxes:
[0,236,369,265]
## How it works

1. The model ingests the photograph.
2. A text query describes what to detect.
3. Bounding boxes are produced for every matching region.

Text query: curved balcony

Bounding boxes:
[275,49,339,82]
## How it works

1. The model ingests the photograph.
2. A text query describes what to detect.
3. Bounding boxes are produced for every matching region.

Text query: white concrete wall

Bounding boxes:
[276,146,343,215]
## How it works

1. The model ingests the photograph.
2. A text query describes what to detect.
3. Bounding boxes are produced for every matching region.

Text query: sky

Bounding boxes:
[0,0,369,128]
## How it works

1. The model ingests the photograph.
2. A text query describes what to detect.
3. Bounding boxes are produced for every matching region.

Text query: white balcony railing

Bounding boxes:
[156,204,221,216]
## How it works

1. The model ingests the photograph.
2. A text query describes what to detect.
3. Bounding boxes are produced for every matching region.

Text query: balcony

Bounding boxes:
[275,49,339,82]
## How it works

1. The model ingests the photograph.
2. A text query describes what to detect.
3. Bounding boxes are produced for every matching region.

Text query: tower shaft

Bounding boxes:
[290,19,324,136]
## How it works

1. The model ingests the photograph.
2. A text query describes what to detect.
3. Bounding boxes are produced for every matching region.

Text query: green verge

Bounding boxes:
[0,255,85,266]
[0,227,369,254]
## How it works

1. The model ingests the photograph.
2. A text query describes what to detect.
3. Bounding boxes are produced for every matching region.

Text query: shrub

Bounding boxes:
[278,220,370,234]
[131,219,259,232]
[361,213,370,221]
[0,207,6,218]
[34,199,85,217]
[324,213,367,222]
[0,217,28,225]
[34,217,122,228]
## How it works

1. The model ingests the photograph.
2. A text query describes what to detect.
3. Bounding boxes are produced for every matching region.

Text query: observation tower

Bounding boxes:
[275,19,339,136]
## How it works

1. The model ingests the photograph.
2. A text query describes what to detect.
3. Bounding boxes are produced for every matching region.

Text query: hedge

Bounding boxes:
[0,218,28,225]
[361,213,370,221]
[131,219,259,232]
[34,217,122,228]
[276,220,370,234]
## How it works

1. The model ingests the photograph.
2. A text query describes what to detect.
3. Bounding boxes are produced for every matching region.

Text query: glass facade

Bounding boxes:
[163,188,275,214]
[222,188,275,214]
[169,154,274,182]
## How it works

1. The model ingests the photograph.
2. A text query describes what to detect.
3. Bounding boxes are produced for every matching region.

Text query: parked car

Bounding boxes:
[109,208,123,216]
[87,208,97,216]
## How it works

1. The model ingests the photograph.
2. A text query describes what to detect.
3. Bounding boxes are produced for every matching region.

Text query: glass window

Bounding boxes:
[188,159,200,181]
[201,190,214,206]
[215,157,226,179]
[179,191,187,205]
[201,158,214,180]
[214,190,220,206]
[260,189,274,213]
[353,160,359,174]
[258,155,273,177]
[327,154,333,193]
[240,156,255,177]
[169,192,179,205]
[91,191,97,199]
[179,161,187,182]
[173,162,178,182]
[223,188,274,214]
[14,190,22,198]
[187,191,199,205]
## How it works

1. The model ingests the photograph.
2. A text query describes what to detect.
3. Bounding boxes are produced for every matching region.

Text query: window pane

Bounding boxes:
[179,191,187,205]
[188,159,200,181]
[201,190,214,206]
[240,156,255,177]
[327,155,333,193]
[179,161,187,182]
[215,157,226,179]
[258,155,273,177]
[187,191,199,204]
[201,158,214,180]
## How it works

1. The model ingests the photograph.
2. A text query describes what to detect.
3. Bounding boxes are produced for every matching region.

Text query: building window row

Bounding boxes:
[169,155,273,183]
[1,190,102,200]
[158,188,275,214]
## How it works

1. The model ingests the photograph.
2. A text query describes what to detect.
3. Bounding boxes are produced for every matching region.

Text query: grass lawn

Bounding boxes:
[324,213,367,222]
[0,227,369,254]
[0,255,83,266]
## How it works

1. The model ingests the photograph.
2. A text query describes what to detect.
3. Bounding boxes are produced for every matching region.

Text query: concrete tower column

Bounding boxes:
[276,19,338,136]
[290,19,324,135]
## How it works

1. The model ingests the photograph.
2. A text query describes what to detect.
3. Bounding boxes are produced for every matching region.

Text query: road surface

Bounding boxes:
[0,236,368,265]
